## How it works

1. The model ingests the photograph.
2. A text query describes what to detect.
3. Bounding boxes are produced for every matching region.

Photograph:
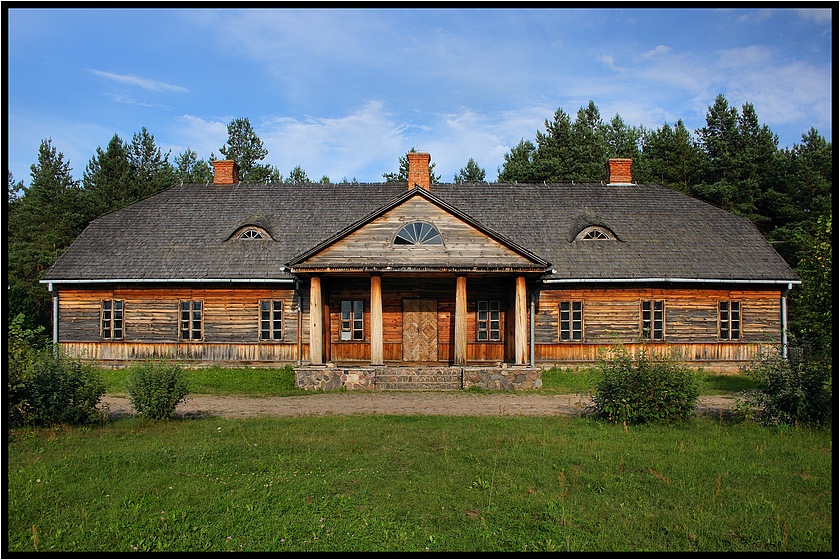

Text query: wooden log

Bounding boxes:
[454,275,467,365]
[370,275,384,365]
[309,276,323,365]
[514,276,527,365]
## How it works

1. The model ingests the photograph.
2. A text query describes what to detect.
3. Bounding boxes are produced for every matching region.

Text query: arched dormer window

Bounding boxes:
[393,222,443,245]
[575,226,615,241]
[230,226,272,240]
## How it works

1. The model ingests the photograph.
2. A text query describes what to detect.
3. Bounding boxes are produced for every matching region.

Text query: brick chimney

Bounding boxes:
[406,151,431,190]
[213,160,240,185]
[606,158,633,185]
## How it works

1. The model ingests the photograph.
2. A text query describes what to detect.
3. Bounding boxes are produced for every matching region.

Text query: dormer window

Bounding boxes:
[575,226,615,241]
[394,222,443,245]
[230,226,272,240]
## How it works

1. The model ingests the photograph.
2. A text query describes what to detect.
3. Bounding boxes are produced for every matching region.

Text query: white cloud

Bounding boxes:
[258,100,407,181]
[640,45,671,59]
[90,69,189,93]
[598,53,622,72]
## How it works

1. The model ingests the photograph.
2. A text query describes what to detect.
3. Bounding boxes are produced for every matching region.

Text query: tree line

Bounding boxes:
[6,95,832,361]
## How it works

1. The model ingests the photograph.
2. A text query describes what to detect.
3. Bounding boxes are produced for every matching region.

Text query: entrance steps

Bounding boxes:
[294,365,542,391]
[375,367,462,390]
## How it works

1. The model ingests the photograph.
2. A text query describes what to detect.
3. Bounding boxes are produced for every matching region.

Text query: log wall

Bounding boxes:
[54,282,784,366]
[533,287,782,364]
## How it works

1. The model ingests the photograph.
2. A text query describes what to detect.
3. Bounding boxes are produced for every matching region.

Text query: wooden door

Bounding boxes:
[403,298,438,362]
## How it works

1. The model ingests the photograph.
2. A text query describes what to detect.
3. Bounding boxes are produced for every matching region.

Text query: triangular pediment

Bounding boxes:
[290,189,548,272]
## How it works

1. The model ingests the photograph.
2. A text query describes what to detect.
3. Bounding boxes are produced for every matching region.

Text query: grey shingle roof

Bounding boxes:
[42,181,798,283]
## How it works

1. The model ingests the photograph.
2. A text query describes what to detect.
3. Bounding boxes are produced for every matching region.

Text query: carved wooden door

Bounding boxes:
[402,298,438,362]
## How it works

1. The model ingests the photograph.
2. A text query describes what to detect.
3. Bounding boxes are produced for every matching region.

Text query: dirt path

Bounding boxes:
[101,392,738,420]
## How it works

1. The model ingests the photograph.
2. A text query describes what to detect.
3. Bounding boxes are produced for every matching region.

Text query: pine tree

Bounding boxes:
[453,158,486,183]
[218,117,278,182]
[128,127,174,199]
[8,139,83,330]
[82,134,133,220]
[174,148,213,184]
[497,139,539,183]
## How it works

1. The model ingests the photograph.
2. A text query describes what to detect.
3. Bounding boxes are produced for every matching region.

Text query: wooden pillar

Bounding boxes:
[370,275,384,365]
[454,275,467,365]
[514,276,527,365]
[309,276,323,365]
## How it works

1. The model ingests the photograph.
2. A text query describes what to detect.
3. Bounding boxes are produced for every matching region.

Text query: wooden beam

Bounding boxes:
[370,275,384,365]
[515,276,527,365]
[454,275,467,365]
[309,276,323,365]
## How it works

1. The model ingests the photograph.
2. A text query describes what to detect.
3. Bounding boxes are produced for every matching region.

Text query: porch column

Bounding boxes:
[514,276,528,365]
[370,274,384,365]
[454,275,467,365]
[309,275,323,365]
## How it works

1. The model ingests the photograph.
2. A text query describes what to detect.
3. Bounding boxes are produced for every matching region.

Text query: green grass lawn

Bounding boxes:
[539,366,756,396]
[99,365,308,397]
[99,364,754,397]
[7,415,831,553]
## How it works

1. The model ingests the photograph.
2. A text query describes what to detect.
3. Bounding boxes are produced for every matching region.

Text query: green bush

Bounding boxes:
[127,361,190,420]
[591,345,699,425]
[736,346,832,426]
[8,314,105,427]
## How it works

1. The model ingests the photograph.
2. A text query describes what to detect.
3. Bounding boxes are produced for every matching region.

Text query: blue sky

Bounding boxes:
[6,7,834,185]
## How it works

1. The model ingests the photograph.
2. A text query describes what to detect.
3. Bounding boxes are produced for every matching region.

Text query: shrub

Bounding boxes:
[8,314,105,427]
[736,345,832,426]
[591,345,699,425]
[127,361,190,420]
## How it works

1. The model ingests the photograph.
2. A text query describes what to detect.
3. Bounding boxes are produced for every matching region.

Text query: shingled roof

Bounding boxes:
[42,180,798,284]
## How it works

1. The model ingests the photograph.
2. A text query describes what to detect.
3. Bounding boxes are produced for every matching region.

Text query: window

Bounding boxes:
[101,300,124,340]
[238,229,264,239]
[394,222,443,245]
[641,300,664,341]
[477,300,501,341]
[179,300,203,341]
[719,301,741,340]
[340,300,364,341]
[575,226,614,241]
[230,225,271,240]
[260,300,283,341]
[559,301,583,341]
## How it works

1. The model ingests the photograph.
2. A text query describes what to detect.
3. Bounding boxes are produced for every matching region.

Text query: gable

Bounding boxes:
[291,195,547,272]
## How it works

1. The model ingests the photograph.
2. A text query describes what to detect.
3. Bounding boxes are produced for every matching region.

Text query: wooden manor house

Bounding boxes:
[41,153,799,390]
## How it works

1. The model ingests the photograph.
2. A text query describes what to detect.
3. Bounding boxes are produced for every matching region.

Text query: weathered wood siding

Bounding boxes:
[57,286,302,363]
[534,287,782,363]
[55,282,783,366]
[298,197,539,269]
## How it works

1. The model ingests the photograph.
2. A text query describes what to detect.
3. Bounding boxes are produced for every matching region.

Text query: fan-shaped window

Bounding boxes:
[394,222,443,245]
[230,225,272,240]
[575,226,614,241]
[239,229,264,239]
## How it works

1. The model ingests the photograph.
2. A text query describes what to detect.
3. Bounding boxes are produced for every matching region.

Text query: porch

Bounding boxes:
[294,364,543,391]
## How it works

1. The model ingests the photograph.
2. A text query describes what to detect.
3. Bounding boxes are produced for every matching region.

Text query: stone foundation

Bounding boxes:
[294,365,542,391]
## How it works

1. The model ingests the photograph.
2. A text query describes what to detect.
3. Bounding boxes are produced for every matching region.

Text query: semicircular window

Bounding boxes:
[238,229,265,239]
[575,226,615,241]
[394,222,443,245]
[231,225,272,240]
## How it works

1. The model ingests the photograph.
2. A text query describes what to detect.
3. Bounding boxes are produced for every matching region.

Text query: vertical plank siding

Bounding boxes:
[56,283,783,366]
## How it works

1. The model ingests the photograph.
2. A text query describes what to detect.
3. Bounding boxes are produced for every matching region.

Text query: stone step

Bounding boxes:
[375,371,462,390]
[376,381,462,390]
